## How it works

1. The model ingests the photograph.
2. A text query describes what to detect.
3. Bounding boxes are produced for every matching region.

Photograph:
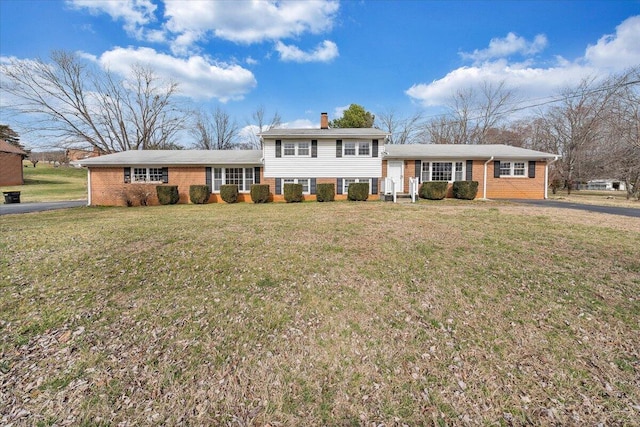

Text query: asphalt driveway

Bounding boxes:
[0,200,87,216]
[511,199,640,218]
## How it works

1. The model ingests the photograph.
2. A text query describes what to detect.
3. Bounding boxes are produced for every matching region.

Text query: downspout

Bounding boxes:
[544,156,559,199]
[483,156,494,200]
[87,168,92,206]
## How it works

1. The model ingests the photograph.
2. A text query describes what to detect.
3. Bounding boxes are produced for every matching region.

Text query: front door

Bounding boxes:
[388,161,404,193]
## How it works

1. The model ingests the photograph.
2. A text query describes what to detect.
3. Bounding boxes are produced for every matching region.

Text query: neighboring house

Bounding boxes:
[66,147,106,163]
[586,179,626,191]
[382,144,560,200]
[76,113,560,206]
[0,139,28,186]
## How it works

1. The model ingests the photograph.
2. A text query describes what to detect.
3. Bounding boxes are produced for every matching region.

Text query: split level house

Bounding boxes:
[76,113,560,206]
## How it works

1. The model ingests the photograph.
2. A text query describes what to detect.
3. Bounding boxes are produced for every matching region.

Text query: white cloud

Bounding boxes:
[66,0,157,39]
[275,40,338,63]
[461,32,547,62]
[333,105,349,119]
[95,47,257,102]
[406,60,595,108]
[585,15,640,70]
[282,119,316,129]
[407,16,640,109]
[163,0,339,54]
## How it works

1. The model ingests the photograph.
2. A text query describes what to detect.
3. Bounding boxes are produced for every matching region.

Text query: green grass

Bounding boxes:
[0,161,87,202]
[1,202,639,425]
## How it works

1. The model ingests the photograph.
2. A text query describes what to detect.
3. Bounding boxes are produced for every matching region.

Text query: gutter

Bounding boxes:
[544,156,560,199]
[482,156,494,199]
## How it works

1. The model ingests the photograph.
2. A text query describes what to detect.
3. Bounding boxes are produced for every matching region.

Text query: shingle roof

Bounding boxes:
[75,150,263,167]
[0,139,28,156]
[383,144,559,160]
[259,128,390,138]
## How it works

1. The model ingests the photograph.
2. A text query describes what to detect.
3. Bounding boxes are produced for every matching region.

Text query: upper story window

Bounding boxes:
[343,141,370,156]
[421,161,464,182]
[282,141,311,157]
[500,161,526,177]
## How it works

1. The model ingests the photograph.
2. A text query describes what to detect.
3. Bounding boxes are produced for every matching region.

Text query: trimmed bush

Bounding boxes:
[453,181,479,200]
[220,184,239,203]
[316,183,335,202]
[284,183,303,203]
[419,181,448,200]
[347,182,369,201]
[189,185,210,204]
[156,185,180,205]
[250,184,270,203]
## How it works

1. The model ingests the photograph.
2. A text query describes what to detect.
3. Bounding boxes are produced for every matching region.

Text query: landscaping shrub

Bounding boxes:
[347,182,369,201]
[250,184,270,203]
[284,183,303,203]
[189,185,210,204]
[156,185,180,205]
[453,181,479,200]
[122,184,154,206]
[220,184,239,203]
[419,181,448,200]
[316,183,335,202]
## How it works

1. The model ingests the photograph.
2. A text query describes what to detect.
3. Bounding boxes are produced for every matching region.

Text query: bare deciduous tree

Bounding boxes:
[535,76,624,194]
[424,81,516,145]
[602,68,640,199]
[0,50,186,152]
[191,107,239,150]
[241,105,281,149]
[375,109,424,144]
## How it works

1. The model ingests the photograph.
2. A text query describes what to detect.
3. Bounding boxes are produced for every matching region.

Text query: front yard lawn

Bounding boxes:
[1,202,638,425]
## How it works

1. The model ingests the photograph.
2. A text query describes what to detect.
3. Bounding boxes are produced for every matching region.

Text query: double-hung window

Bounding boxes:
[343,141,370,156]
[499,161,526,177]
[212,167,255,192]
[131,167,164,183]
[283,142,311,157]
[283,178,310,194]
[343,178,371,194]
[421,161,465,182]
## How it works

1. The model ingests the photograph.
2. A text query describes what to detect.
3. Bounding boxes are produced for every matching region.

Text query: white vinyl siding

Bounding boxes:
[264,139,381,178]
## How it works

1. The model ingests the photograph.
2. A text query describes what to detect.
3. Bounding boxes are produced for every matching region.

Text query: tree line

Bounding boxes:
[1,51,638,198]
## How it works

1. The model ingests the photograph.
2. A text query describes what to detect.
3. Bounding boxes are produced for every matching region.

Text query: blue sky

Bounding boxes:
[1,0,639,148]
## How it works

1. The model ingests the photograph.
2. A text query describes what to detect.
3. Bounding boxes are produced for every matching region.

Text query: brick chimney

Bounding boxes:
[320,112,329,129]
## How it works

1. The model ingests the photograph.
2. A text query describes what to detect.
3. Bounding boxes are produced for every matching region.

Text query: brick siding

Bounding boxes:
[0,153,25,186]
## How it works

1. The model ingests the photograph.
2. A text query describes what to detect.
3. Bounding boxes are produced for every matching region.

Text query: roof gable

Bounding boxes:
[0,139,28,156]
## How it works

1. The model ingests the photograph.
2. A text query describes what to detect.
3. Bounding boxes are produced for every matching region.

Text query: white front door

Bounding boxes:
[388,161,404,193]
